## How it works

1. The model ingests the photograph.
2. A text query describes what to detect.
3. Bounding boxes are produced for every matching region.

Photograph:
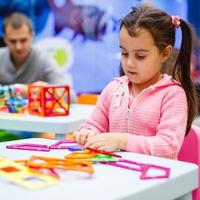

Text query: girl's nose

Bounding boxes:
[127,58,135,68]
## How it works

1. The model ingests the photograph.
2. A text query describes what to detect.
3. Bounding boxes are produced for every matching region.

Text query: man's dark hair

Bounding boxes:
[3,12,33,34]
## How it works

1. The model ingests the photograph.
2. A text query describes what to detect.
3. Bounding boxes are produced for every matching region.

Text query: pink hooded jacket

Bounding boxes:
[80,74,188,159]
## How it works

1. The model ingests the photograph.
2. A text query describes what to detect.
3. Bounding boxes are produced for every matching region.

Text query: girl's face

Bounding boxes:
[120,26,169,92]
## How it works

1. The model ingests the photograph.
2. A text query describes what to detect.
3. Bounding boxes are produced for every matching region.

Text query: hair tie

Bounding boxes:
[171,16,181,28]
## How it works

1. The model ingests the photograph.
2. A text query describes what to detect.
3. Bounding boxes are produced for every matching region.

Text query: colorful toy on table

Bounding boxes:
[6,143,50,152]
[6,139,171,182]
[21,155,94,174]
[65,148,120,162]
[6,139,83,151]
[0,84,28,113]
[7,139,168,178]
[16,159,59,178]
[0,157,58,190]
[101,159,170,180]
[65,148,170,179]
[0,85,15,99]
[49,139,83,150]
[68,146,84,151]
[28,84,70,117]
[64,134,84,151]
[5,96,27,113]
[5,135,170,180]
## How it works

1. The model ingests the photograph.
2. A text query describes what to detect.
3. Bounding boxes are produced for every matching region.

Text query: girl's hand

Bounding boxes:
[73,130,96,145]
[84,133,126,152]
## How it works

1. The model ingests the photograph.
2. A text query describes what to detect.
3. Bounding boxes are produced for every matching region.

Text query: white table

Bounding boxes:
[0,104,94,134]
[0,138,198,200]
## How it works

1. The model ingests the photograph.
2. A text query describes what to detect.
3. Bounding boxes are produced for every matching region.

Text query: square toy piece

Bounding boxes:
[28,85,70,116]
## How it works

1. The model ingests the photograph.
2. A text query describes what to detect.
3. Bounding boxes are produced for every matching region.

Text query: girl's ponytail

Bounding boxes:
[173,19,198,134]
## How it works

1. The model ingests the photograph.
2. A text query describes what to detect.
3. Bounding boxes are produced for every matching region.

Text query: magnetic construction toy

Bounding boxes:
[28,84,70,116]
[3,139,171,190]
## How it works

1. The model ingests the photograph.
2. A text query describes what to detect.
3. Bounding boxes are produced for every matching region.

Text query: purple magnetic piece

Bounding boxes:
[140,164,170,179]
[101,159,143,172]
[101,159,170,180]
[6,143,50,152]
[49,139,77,149]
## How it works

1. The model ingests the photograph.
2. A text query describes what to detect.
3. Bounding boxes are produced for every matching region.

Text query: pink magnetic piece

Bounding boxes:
[102,159,170,180]
[140,164,170,179]
[6,143,50,152]
[101,159,143,172]
[31,167,59,179]
[49,139,77,149]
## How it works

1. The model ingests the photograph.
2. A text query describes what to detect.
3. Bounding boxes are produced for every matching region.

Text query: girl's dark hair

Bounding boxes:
[120,5,198,134]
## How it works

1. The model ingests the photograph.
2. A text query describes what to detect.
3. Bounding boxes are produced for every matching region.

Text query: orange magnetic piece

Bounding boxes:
[27,156,94,174]
[65,150,98,160]
[0,157,58,190]
[28,84,70,116]
[15,159,59,178]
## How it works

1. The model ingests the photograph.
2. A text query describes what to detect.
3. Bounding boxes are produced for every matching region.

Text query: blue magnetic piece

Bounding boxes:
[68,146,84,151]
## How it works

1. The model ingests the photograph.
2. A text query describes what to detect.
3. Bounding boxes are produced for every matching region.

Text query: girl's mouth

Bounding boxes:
[128,71,137,75]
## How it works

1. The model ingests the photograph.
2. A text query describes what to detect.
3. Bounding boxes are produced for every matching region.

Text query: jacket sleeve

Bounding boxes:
[125,86,188,159]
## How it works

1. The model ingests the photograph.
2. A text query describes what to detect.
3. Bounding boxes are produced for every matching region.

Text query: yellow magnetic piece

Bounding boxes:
[0,157,58,190]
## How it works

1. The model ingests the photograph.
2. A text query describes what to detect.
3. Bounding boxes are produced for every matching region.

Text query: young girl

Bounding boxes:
[73,5,198,159]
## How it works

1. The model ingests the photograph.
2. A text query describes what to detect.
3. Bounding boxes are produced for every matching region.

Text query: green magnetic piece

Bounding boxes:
[89,154,119,162]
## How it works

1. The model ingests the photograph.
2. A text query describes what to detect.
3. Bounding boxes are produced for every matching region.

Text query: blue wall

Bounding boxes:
[0,0,189,94]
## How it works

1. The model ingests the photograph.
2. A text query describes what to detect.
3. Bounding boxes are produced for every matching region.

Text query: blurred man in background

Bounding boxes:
[0,12,76,102]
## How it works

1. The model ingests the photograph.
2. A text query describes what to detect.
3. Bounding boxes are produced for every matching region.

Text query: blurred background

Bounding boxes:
[0,0,199,95]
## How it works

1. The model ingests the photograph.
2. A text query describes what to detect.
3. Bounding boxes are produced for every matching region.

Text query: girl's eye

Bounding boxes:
[121,52,128,57]
[136,55,146,60]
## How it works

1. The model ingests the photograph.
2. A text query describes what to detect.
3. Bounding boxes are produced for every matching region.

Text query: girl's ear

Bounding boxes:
[161,45,173,62]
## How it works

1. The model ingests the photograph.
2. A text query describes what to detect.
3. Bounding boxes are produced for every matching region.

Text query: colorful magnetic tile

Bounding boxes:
[27,156,94,174]
[89,154,119,162]
[140,164,170,179]
[6,143,50,152]
[101,159,143,172]
[101,159,170,179]
[28,85,70,117]
[0,157,58,189]
[86,147,122,158]
[65,150,98,160]
[49,139,77,149]
[15,159,59,179]
[68,146,84,151]
[65,150,118,162]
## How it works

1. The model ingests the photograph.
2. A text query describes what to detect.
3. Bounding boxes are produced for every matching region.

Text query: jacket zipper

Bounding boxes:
[126,108,130,120]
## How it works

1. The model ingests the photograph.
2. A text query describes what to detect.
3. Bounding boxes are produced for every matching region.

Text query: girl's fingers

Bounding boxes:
[73,130,98,146]
[97,145,113,152]
[79,134,87,145]
[84,141,103,149]
[74,132,82,144]
[73,131,89,145]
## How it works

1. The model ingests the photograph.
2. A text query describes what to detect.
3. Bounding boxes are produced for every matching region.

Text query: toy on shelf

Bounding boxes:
[28,84,70,117]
